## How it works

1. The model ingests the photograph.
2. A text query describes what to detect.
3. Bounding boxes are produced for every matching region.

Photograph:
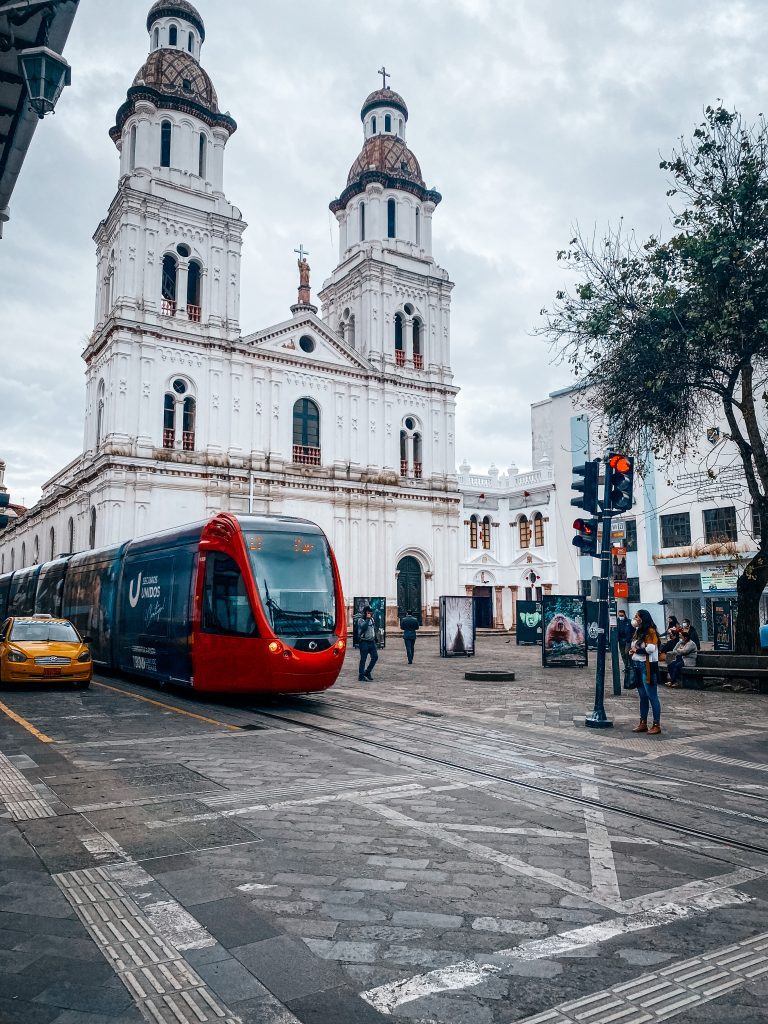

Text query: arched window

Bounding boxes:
[533,512,545,547]
[89,508,96,550]
[161,253,177,315]
[384,113,391,132]
[1,553,4,573]
[182,396,196,450]
[413,433,422,478]
[160,119,172,167]
[387,198,396,239]
[188,31,194,52]
[359,201,365,241]
[481,515,491,549]
[198,132,206,177]
[104,255,115,317]
[168,24,178,45]
[187,259,202,321]
[519,515,531,549]
[10,549,15,571]
[21,542,26,568]
[394,313,404,365]
[398,117,403,136]
[400,416,421,478]
[67,517,74,553]
[95,380,105,448]
[469,515,478,549]
[49,527,55,560]
[129,124,137,170]
[33,535,39,565]
[348,314,355,347]
[400,430,407,477]
[371,115,377,133]
[412,318,422,368]
[163,392,176,448]
[153,26,159,48]
[292,398,321,464]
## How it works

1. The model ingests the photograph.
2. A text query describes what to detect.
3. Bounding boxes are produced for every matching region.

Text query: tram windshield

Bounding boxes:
[244,530,336,639]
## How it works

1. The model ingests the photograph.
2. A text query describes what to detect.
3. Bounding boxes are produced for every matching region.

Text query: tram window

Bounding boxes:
[202,552,258,637]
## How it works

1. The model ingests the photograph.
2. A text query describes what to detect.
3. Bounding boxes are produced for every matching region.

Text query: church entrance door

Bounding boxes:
[397,556,422,625]
[473,586,493,628]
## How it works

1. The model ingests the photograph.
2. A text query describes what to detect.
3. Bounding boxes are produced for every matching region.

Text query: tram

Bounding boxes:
[0,513,346,694]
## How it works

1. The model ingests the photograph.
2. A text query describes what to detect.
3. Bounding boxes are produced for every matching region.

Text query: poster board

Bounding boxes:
[439,595,475,657]
[542,595,588,668]
[586,601,600,651]
[351,596,386,648]
[516,600,542,646]
[712,599,735,651]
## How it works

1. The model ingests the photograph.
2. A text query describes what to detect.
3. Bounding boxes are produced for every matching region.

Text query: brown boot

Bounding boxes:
[632,720,648,733]
[648,722,662,735]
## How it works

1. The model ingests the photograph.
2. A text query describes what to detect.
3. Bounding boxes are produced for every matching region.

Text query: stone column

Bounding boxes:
[494,585,504,628]
[510,585,519,631]
[176,261,189,317]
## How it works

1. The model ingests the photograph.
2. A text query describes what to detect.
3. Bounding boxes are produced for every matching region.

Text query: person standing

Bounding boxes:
[400,609,419,664]
[616,610,633,673]
[629,609,662,734]
[356,605,378,682]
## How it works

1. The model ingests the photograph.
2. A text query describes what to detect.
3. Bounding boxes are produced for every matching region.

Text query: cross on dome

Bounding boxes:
[377,65,390,89]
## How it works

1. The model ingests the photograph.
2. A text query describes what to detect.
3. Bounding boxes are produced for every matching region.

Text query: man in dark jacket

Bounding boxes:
[616,610,633,671]
[356,606,378,682]
[400,610,419,664]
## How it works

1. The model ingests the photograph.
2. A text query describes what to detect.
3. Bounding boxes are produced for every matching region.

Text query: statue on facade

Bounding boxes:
[295,245,311,305]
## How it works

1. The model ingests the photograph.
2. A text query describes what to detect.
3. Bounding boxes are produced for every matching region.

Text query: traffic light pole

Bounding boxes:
[585,462,614,729]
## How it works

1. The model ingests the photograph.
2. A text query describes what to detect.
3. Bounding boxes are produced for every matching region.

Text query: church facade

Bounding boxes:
[0,1,462,625]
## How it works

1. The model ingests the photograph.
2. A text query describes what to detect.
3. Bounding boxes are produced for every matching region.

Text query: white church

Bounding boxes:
[0,1,557,628]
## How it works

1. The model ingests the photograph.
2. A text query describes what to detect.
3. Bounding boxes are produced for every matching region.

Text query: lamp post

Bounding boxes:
[18,45,71,119]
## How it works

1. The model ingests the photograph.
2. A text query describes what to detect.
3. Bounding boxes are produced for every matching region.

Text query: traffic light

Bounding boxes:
[573,517,599,557]
[571,460,599,514]
[607,453,635,512]
[0,492,9,530]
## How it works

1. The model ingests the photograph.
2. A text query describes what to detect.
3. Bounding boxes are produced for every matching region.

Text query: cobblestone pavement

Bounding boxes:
[0,636,767,1024]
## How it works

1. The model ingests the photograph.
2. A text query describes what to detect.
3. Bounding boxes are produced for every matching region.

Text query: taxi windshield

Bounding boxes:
[10,621,80,643]
[244,530,336,639]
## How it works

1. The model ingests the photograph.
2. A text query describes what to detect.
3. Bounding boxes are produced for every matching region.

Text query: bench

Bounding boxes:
[675,652,768,693]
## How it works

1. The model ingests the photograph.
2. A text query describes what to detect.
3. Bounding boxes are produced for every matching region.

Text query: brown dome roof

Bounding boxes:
[360,87,408,121]
[147,1,205,40]
[132,48,218,110]
[347,135,423,187]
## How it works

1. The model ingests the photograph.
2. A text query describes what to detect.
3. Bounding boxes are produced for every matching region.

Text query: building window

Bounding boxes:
[163,393,176,448]
[627,576,640,602]
[415,207,420,245]
[518,515,531,549]
[660,512,691,548]
[292,398,321,464]
[153,26,159,48]
[360,201,365,241]
[198,132,206,177]
[413,433,422,478]
[371,115,377,133]
[394,312,404,365]
[412,318,422,368]
[385,113,391,132]
[752,504,762,539]
[129,124,137,170]
[400,417,421,478]
[168,24,178,45]
[49,527,55,561]
[89,508,96,550]
[160,119,172,167]
[21,542,25,568]
[161,253,177,315]
[182,396,196,450]
[387,198,396,238]
[187,259,202,321]
[398,117,403,136]
[703,506,738,544]
[299,335,315,353]
[533,511,544,547]
[400,430,407,477]
[33,535,39,565]
[10,549,15,570]
[481,515,491,549]
[67,517,74,553]
[469,516,478,549]
[625,518,637,552]
[95,380,105,448]
[188,31,194,52]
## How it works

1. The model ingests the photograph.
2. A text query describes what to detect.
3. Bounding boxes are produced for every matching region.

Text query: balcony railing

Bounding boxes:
[162,428,175,449]
[293,444,321,466]
[187,304,201,323]
[413,353,423,369]
[182,430,195,451]
[414,461,422,479]
[161,298,177,317]
[395,349,405,366]
[400,459,408,476]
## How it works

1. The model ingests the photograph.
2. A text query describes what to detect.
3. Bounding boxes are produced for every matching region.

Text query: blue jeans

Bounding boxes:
[667,656,684,683]
[633,662,661,722]
[358,640,378,678]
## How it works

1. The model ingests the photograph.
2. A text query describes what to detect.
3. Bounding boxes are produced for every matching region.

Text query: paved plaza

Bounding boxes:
[0,635,767,1024]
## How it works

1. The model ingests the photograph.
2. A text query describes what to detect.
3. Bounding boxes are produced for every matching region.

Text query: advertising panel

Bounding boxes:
[701,565,739,592]
[586,601,599,650]
[542,595,588,668]
[352,596,386,648]
[516,600,542,646]
[712,599,735,651]
[439,595,475,657]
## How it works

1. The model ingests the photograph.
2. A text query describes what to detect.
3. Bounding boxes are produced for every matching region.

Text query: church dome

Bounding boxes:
[360,87,408,122]
[132,48,217,110]
[147,0,205,40]
[346,135,424,187]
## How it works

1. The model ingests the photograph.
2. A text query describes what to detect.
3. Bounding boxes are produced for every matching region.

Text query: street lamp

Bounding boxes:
[18,45,71,119]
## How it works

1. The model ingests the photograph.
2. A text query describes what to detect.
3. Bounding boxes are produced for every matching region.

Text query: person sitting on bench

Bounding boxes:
[667,628,698,686]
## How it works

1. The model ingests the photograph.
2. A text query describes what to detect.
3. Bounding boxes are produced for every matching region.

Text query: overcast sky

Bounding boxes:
[2,0,766,504]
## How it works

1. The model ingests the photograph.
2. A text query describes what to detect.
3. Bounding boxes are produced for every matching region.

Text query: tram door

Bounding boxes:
[397,556,422,625]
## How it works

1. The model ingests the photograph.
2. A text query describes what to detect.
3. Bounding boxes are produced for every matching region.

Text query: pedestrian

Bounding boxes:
[616,609,633,672]
[629,609,662,734]
[666,627,698,687]
[356,605,378,682]
[680,617,701,649]
[660,615,680,655]
[400,609,419,664]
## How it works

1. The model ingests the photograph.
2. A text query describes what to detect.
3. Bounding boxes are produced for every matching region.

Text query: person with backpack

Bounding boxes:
[399,609,419,664]
[356,605,378,682]
[629,609,662,734]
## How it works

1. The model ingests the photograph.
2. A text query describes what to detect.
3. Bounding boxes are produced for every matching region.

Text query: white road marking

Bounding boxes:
[581,769,622,903]
[620,866,767,915]
[360,888,754,1014]
[507,928,768,1024]
[438,822,657,845]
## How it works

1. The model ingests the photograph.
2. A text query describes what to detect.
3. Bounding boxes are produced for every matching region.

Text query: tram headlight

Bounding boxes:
[268,640,283,654]
[335,639,346,650]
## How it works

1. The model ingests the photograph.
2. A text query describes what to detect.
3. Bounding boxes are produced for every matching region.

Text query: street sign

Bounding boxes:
[614,581,629,598]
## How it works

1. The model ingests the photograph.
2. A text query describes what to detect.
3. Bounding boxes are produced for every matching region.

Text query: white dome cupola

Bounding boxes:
[147,0,205,58]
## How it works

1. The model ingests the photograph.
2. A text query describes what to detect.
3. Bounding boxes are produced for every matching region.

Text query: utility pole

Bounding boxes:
[585,458,613,729]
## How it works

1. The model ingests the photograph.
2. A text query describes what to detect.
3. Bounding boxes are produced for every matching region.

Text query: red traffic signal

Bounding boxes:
[572,517,599,557]
[607,453,635,512]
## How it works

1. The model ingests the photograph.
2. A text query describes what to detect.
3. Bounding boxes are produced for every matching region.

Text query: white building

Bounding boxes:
[0,1,462,626]
[534,383,761,640]
[457,460,557,630]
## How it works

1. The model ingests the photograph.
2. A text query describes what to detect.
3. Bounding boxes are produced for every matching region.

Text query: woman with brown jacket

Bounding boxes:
[629,609,662,734]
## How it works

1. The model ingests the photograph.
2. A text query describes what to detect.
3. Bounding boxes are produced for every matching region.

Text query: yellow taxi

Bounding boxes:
[0,615,92,688]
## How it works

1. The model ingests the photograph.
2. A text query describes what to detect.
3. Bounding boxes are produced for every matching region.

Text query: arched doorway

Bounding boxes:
[397,556,422,624]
